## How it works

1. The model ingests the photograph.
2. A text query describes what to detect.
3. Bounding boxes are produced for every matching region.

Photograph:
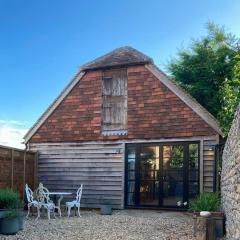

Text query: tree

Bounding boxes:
[168,23,240,122]
[219,54,240,135]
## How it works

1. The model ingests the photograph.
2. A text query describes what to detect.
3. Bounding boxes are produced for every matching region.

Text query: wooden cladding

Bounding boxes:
[202,139,216,192]
[29,142,124,209]
[102,69,127,131]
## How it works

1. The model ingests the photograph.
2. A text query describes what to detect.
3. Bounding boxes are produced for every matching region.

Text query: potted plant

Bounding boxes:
[100,199,112,215]
[0,188,23,234]
[0,210,21,235]
[190,192,225,239]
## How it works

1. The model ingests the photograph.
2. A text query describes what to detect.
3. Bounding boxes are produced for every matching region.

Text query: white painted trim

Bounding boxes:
[145,64,223,136]
[24,71,85,143]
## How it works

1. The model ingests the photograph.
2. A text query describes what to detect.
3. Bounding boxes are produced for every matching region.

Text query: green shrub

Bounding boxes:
[190,192,221,212]
[0,188,22,209]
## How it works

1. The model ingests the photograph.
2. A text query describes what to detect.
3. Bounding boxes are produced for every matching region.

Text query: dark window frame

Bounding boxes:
[124,141,200,209]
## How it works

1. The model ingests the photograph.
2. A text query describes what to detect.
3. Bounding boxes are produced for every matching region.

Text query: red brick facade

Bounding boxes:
[29,65,217,143]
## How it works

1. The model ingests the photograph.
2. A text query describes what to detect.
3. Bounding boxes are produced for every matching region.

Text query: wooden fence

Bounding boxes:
[0,145,38,199]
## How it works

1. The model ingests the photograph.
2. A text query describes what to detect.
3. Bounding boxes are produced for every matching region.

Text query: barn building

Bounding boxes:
[24,46,222,209]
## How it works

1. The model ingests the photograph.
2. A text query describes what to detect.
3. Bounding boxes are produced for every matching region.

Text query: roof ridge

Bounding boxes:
[81,46,153,70]
[80,47,125,70]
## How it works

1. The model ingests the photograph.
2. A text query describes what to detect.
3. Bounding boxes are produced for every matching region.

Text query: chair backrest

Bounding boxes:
[35,183,51,204]
[25,184,34,203]
[76,184,83,203]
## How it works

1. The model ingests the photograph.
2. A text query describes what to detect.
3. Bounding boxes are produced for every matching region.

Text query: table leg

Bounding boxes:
[53,195,57,205]
[58,195,63,208]
[56,195,63,217]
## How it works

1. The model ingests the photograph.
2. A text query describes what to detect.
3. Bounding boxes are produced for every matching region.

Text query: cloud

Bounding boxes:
[0,120,29,149]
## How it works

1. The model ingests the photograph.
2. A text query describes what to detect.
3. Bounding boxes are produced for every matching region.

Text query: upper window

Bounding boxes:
[102,69,127,133]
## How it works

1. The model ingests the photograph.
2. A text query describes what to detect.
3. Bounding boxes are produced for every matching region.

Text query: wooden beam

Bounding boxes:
[200,140,204,193]
[34,151,38,188]
[11,149,14,189]
[23,150,26,198]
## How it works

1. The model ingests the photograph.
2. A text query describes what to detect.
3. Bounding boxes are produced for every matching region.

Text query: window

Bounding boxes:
[102,69,127,132]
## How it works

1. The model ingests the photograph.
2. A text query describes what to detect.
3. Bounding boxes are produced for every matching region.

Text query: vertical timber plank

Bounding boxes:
[200,140,204,193]
[11,149,14,189]
[121,143,125,209]
[23,150,26,198]
[34,151,38,188]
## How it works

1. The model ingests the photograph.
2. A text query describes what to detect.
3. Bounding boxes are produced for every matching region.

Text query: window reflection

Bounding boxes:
[189,144,198,169]
[127,148,136,159]
[163,145,184,168]
[126,146,136,206]
[140,146,159,171]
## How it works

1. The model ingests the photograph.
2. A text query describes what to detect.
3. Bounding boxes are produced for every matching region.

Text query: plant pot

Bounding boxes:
[193,212,225,239]
[193,214,208,240]
[100,205,112,215]
[210,212,225,239]
[0,217,19,235]
[0,209,11,219]
[18,215,24,230]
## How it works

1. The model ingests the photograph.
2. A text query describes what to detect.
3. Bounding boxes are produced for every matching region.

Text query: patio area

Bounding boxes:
[0,209,195,240]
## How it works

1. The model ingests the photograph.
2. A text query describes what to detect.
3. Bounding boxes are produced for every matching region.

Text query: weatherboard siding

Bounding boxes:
[29,142,124,209]
[203,139,218,192]
[29,136,218,209]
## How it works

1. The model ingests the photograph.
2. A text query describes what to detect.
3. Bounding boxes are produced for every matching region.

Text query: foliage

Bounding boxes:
[190,192,221,212]
[168,22,240,134]
[168,145,183,168]
[189,144,198,168]
[0,188,22,209]
[218,54,240,135]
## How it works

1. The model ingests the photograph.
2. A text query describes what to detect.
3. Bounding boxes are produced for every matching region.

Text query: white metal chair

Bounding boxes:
[66,185,83,217]
[25,184,41,219]
[36,183,61,220]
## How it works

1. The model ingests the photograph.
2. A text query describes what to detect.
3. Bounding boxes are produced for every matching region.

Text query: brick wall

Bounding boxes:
[29,65,217,143]
[221,106,240,240]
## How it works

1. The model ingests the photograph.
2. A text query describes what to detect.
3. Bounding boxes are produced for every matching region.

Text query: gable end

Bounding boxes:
[24,71,85,143]
[146,64,223,136]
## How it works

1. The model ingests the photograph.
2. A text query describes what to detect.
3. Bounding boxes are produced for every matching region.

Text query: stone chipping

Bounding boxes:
[0,210,195,240]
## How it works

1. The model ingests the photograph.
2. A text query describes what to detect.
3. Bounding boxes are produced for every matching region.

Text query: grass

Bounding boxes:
[189,192,221,212]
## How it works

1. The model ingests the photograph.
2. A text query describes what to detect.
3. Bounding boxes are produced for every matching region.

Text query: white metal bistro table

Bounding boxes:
[48,192,72,208]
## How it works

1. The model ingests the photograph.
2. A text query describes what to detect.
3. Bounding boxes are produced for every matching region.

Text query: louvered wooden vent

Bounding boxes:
[102,69,127,133]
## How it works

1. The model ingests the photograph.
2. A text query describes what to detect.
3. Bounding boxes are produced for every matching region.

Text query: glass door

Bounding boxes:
[162,144,185,207]
[139,145,160,206]
[125,142,199,208]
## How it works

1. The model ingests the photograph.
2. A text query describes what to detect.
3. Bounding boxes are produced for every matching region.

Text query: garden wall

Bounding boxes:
[0,145,38,199]
[221,105,240,240]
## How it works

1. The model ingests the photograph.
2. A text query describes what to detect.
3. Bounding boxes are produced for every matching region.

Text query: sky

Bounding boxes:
[0,0,240,148]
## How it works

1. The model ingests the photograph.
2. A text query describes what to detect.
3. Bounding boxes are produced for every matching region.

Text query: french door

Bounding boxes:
[125,142,199,209]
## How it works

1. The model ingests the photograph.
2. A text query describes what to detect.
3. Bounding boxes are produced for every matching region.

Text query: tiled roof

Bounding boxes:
[81,46,153,70]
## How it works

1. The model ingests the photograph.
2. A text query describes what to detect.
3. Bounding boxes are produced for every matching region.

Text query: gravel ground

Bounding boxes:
[0,209,195,240]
